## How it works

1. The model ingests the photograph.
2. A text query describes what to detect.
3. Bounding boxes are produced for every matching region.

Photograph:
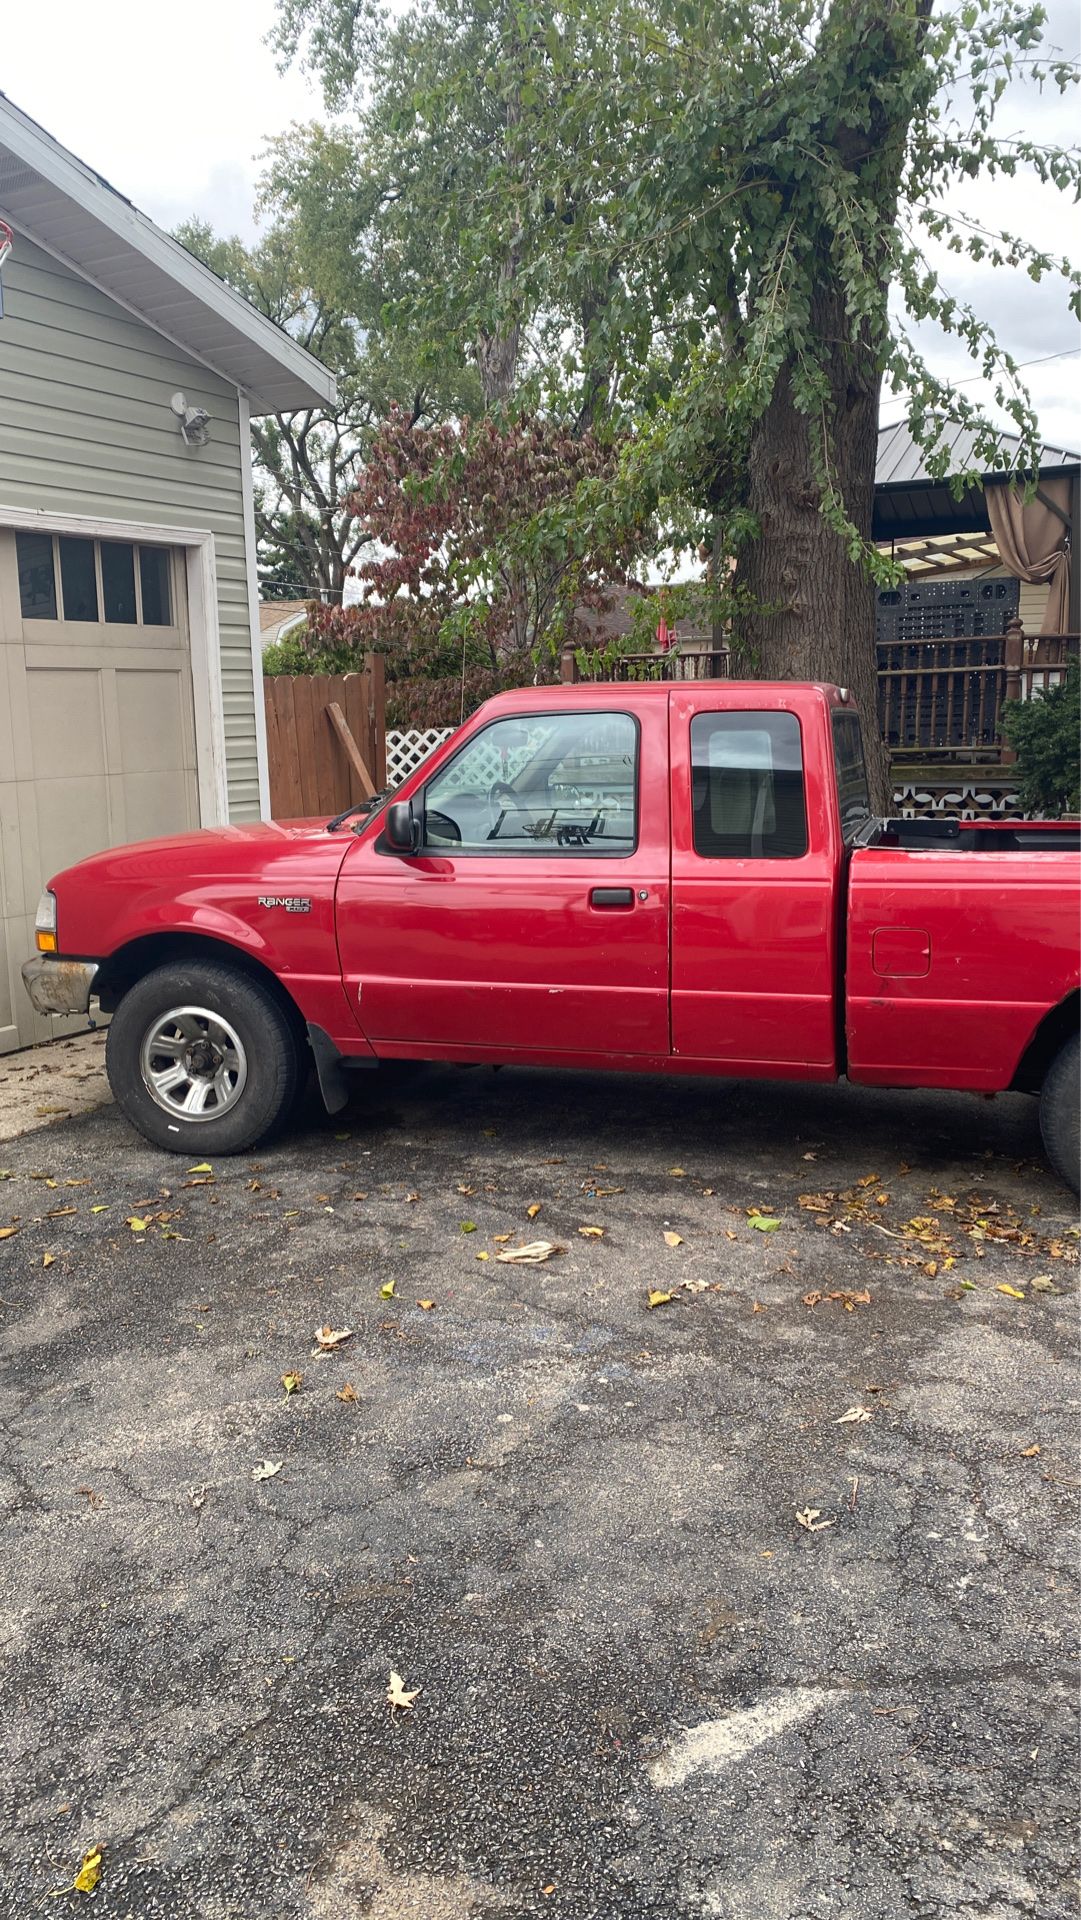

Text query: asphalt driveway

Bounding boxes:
[1,1063,1078,1920]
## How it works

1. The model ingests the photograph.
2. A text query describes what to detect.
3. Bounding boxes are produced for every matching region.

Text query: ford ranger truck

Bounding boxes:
[22,682,1081,1188]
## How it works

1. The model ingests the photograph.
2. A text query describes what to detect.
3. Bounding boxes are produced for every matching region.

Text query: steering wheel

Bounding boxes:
[488,780,527,830]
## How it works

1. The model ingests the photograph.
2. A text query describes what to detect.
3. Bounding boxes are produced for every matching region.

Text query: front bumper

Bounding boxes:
[22,956,100,1017]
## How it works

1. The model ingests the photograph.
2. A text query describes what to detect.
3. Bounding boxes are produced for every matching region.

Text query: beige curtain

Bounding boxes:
[986,474,1072,635]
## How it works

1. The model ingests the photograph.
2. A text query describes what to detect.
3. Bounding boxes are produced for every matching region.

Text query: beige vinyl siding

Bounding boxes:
[0,232,261,818]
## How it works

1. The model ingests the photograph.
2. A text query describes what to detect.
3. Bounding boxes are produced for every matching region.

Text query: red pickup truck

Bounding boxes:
[22,681,1080,1187]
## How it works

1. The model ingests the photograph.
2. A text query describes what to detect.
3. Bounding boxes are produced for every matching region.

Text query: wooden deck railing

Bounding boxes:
[560,622,1078,764]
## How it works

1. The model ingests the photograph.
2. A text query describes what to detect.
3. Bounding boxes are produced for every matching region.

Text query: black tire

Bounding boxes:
[1039,1032,1080,1194]
[106,960,302,1155]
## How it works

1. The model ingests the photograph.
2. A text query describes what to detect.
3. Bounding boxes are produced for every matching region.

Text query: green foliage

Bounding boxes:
[1001,665,1081,818]
[274,0,1080,588]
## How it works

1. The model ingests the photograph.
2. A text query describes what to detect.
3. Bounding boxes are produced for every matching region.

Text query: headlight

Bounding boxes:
[35,890,58,953]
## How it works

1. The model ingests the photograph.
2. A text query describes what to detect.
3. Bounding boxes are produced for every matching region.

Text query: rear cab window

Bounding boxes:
[690,710,808,858]
[831,709,874,844]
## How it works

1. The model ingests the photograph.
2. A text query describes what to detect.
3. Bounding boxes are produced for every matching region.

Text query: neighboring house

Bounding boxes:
[0,95,336,1051]
[874,420,1079,640]
[259,599,308,653]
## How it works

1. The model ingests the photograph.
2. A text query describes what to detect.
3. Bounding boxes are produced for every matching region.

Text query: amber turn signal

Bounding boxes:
[36,931,58,953]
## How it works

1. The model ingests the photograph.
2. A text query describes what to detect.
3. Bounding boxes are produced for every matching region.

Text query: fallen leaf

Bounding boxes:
[281,1371,303,1395]
[456,1183,475,1197]
[543,1887,556,1898]
[475,1250,489,1260]
[1020,1443,1041,1457]
[749,1215,781,1232]
[336,1383,358,1403]
[795,1506,835,1533]
[799,1194,834,1212]
[387,1669,420,1711]
[996,1284,1026,1300]
[90,1204,109,1214]
[405,1192,420,1204]
[494,1241,564,1264]
[527,1202,542,1219]
[802,1290,823,1308]
[417,1299,436,1311]
[315,1325,354,1350]
[752,1300,765,1313]
[578,1225,605,1238]
[36,1104,71,1116]
[802,1151,817,1160]
[460,1220,477,1233]
[834,1405,873,1424]
[857,1173,880,1188]
[0,1227,17,1241]
[669,1167,686,1178]
[42,1252,56,1269]
[647,1289,674,1309]
[73,1845,103,1893]
[380,1280,397,1299]
[663,1231,683,1248]
[187,1162,214,1174]
[252,1459,282,1481]
[493,1233,512,1243]
[1030,1276,1055,1292]
[126,1215,151,1233]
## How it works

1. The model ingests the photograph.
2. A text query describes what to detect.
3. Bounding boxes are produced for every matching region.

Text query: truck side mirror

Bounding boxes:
[384,801,419,855]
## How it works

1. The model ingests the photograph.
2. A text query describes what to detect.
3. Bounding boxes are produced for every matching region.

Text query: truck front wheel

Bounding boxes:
[106,960,302,1154]
[1039,1032,1080,1194]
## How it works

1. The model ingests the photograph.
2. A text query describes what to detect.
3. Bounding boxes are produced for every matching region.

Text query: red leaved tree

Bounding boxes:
[303,410,649,725]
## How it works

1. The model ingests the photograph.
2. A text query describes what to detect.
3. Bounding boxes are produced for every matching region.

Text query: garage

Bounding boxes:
[0,93,336,1053]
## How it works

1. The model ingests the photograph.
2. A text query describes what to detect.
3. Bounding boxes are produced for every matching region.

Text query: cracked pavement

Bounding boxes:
[0,1063,1078,1919]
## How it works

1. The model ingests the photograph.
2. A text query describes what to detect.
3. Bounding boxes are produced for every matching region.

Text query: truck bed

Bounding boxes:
[873,817,1081,853]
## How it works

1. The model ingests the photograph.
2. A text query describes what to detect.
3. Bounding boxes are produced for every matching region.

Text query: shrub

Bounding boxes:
[1001,663,1080,817]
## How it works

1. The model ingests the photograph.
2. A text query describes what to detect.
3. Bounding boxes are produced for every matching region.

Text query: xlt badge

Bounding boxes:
[258,895,312,913]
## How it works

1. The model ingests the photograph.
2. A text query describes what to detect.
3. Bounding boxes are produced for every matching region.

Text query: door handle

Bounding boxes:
[590,887,634,909]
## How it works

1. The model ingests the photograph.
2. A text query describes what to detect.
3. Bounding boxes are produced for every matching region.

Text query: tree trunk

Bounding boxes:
[734,284,891,813]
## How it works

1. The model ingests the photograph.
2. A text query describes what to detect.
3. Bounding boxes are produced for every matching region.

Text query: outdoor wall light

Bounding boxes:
[170,391,211,447]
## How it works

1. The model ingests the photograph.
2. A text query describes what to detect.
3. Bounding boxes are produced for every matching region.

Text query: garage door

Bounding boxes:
[0,526,200,1051]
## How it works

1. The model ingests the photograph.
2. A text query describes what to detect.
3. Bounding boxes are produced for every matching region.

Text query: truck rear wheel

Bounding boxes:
[1039,1032,1079,1194]
[106,960,302,1155]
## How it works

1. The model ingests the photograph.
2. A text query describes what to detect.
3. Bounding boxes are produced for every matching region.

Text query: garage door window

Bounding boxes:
[15,532,173,627]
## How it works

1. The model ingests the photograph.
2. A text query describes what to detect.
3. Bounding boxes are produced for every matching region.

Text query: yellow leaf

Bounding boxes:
[336,1383,357,1404]
[73,1846,103,1893]
[380,1281,397,1299]
[42,1252,55,1268]
[493,1233,512,1243]
[187,1162,213,1174]
[663,1231,683,1248]
[647,1290,674,1309]
[476,1250,489,1260]
[460,1220,477,1233]
[996,1284,1026,1300]
[417,1299,436,1311]
[281,1371,303,1394]
[752,1301,765,1313]
[0,1227,19,1240]
[578,1225,605,1238]
[668,1166,686,1177]
[90,1204,109,1213]
[527,1202,542,1219]
[126,1216,151,1233]
[1020,1443,1041,1457]
[387,1669,420,1710]
[857,1173,880,1187]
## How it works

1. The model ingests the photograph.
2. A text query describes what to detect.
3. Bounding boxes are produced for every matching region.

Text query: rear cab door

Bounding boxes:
[668,684,842,1077]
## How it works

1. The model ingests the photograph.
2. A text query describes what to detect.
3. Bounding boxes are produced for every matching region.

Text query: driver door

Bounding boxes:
[336,702,671,1058]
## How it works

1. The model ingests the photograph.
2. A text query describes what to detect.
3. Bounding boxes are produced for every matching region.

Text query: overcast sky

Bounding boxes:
[3,0,1079,447]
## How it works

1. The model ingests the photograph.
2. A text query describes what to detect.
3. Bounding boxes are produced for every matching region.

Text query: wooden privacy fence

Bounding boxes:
[264,658,386,819]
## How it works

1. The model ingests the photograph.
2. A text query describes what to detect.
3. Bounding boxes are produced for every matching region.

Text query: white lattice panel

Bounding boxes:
[385,728,454,786]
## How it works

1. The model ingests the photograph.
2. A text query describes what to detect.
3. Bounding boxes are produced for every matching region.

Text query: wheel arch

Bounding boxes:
[96,931,307,1042]
[1011,989,1080,1093]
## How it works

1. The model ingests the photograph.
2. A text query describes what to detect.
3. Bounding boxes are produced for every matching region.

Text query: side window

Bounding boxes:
[690,711,807,858]
[832,709,873,842]
[422,711,637,853]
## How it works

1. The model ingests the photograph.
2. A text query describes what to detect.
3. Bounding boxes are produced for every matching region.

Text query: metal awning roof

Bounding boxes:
[874,419,1079,540]
[0,93,337,415]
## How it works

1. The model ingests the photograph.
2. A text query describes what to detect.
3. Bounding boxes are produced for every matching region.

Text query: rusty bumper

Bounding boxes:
[22,956,100,1017]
